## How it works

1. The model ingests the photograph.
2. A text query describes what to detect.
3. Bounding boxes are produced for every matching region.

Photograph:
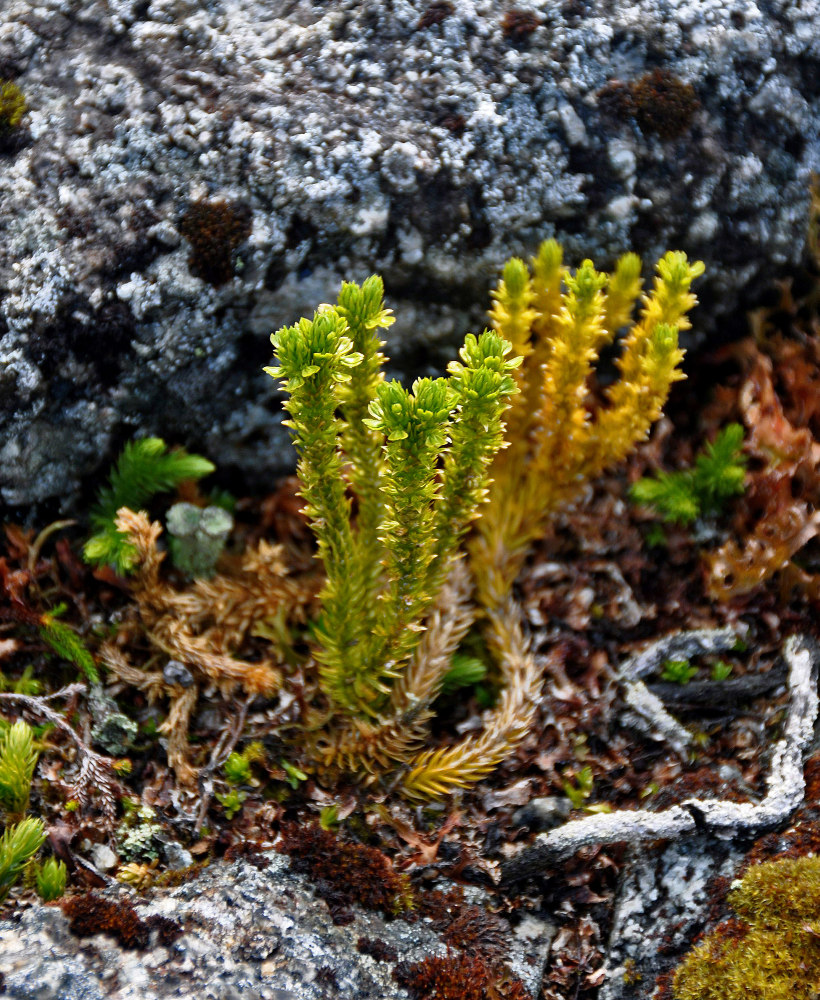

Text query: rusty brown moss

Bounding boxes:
[276,822,414,922]
[179,198,251,287]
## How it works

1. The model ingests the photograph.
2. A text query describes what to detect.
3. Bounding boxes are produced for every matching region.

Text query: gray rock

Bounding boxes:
[0,852,546,999]
[89,843,119,872]
[512,795,572,832]
[598,834,746,1000]
[0,0,817,511]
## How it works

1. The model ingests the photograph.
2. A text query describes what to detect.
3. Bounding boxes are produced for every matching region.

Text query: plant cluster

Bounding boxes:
[85,242,701,800]
[0,720,56,904]
[470,241,699,616]
[630,423,747,525]
[266,276,534,797]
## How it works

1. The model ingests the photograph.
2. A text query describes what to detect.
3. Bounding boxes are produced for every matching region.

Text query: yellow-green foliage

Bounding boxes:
[35,857,67,902]
[0,817,46,904]
[673,857,820,1000]
[266,277,519,722]
[0,79,25,131]
[0,721,39,819]
[471,241,701,613]
[266,276,530,797]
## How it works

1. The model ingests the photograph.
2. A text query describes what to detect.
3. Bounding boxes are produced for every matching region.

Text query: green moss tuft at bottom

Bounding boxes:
[673,856,820,1000]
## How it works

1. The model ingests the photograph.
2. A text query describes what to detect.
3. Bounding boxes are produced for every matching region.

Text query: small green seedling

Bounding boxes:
[631,423,747,525]
[661,659,699,684]
[215,788,247,820]
[35,857,67,901]
[562,765,594,809]
[319,805,340,831]
[710,660,733,682]
[223,743,265,786]
[281,760,308,790]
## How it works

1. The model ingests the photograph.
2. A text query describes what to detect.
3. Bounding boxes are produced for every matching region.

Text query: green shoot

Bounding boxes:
[631,423,747,525]
[84,438,215,574]
[661,659,699,684]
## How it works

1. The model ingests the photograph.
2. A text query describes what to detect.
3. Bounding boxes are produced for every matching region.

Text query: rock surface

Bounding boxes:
[0,0,818,509]
[0,852,554,999]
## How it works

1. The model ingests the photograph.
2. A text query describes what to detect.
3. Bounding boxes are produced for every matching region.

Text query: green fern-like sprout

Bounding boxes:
[0,817,46,904]
[440,653,487,695]
[38,604,99,684]
[84,438,215,574]
[630,423,746,525]
[35,857,67,901]
[0,721,39,818]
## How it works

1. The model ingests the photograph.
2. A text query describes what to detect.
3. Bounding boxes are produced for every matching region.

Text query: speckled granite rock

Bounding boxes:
[1,0,818,509]
[0,852,554,1000]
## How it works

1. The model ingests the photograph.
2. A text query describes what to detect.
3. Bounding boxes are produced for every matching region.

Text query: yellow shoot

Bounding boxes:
[471,244,702,614]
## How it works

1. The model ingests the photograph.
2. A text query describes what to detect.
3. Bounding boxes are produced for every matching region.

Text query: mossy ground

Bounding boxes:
[673,857,820,1000]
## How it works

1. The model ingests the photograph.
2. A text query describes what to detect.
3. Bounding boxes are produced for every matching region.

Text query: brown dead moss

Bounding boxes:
[62,892,182,949]
[179,198,251,286]
[395,952,532,1000]
[598,69,699,139]
[276,822,414,922]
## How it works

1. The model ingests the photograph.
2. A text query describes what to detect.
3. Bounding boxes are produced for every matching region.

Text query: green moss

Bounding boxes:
[673,857,820,1000]
[0,80,25,131]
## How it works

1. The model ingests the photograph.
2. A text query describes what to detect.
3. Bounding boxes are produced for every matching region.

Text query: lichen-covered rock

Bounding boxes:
[0,852,550,999]
[0,0,818,509]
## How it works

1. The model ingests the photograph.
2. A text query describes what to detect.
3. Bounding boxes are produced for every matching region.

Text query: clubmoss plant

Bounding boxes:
[0,817,46,904]
[35,857,67,902]
[470,242,701,615]
[266,277,529,796]
[0,720,39,819]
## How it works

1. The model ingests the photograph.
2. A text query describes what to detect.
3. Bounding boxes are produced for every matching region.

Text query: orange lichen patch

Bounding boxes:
[276,822,414,921]
[672,858,820,1000]
[395,952,532,1000]
[179,198,251,287]
[62,892,182,949]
